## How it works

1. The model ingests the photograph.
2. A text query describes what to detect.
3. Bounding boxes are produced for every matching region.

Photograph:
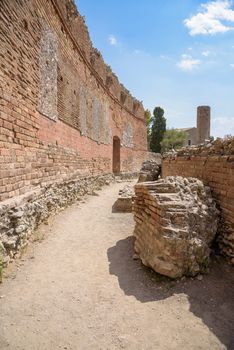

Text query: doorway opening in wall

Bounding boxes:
[188,139,191,146]
[113,136,120,174]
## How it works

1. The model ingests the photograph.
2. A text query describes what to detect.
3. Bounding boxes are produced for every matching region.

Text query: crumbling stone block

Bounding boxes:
[162,137,234,264]
[113,185,134,212]
[133,176,218,278]
[138,159,161,183]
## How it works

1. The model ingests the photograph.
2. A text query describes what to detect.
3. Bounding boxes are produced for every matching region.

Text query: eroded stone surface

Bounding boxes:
[138,159,161,183]
[38,19,58,121]
[0,174,114,267]
[133,176,218,278]
[113,185,134,212]
[162,137,234,264]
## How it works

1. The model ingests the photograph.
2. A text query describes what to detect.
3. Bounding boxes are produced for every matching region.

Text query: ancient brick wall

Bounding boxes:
[162,138,234,263]
[0,0,147,203]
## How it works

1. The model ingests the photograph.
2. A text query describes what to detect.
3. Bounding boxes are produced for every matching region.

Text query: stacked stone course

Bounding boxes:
[162,137,234,263]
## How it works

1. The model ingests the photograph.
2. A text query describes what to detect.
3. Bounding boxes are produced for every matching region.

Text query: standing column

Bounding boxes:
[197,106,210,144]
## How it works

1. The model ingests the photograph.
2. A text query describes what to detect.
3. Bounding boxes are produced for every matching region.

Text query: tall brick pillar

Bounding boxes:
[197,106,210,144]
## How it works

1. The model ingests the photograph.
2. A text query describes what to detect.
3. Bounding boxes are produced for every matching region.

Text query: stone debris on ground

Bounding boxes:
[164,136,234,158]
[115,172,139,182]
[0,174,114,270]
[113,185,135,212]
[114,157,162,213]
[138,159,161,183]
[133,176,219,278]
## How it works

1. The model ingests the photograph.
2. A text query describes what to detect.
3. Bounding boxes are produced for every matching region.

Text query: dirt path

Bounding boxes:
[0,181,233,350]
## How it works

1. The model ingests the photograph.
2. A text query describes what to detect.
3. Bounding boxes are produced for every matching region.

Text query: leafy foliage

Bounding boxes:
[150,107,166,153]
[161,129,186,152]
[145,109,152,150]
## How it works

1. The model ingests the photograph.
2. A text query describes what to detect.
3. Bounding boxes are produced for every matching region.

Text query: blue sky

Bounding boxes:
[76,0,234,137]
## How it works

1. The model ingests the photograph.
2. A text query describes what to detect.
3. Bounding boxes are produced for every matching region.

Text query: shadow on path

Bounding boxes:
[107,236,234,349]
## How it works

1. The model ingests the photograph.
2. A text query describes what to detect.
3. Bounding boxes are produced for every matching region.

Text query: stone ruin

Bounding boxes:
[162,137,234,264]
[114,157,162,213]
[138,159,161,183]
[133,176,219,278]
[113,185,135,213]
[0,175,114,268]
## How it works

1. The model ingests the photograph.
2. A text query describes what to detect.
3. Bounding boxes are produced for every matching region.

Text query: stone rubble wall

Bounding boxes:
[0,174,114,267]
[145,152,162,162]
[133,177,218,278]
[162,138,234,263]
[138,158,161,183]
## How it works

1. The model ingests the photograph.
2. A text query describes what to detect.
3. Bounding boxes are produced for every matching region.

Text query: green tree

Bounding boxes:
[161,129,186,152]
[150,107,166,153]
[145,109,152,150]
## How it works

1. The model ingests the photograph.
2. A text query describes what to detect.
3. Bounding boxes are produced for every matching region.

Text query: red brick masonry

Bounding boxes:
[0,0,147,202]
[162,138,234,263]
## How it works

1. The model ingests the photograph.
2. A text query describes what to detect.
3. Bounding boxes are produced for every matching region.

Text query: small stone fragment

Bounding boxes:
[132,254,139,260]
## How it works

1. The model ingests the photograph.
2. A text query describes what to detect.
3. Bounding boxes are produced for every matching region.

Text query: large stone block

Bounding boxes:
[113,185,134,212]
[133,176,219,278]
[138,159,161,183]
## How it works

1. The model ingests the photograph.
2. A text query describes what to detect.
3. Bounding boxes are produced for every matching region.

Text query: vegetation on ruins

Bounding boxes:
[145,109,152,150]
[150,107,166,153]
[161,129,186,152]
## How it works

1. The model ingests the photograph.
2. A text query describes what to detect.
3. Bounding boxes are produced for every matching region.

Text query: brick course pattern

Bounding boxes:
[0,0,147,203]
[133,177,218,278]
[162,138,234,263]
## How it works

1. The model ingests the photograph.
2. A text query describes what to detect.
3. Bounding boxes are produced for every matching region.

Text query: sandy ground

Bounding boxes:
[0,181,233,350]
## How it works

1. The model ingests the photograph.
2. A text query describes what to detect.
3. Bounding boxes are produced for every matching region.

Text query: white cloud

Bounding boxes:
[108,34,118,46]
[177,54,201,71]
[202,50,211,56]
[212,116,234,136]
[184,0,234,36]
[160,54,170,60]
[230,63,234,67]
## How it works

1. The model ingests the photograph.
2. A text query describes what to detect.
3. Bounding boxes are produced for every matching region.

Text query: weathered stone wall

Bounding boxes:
[162,138,234,263]
[0,174,114,267]
[0,0,147,204]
